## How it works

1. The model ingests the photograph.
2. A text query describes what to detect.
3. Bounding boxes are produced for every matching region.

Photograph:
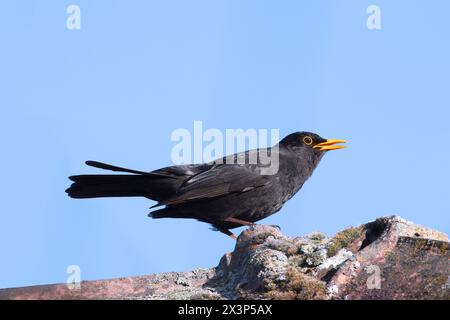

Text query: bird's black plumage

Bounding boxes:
[66,132,345,238]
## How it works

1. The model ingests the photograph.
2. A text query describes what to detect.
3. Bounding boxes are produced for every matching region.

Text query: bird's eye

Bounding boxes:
[303,136,313,145]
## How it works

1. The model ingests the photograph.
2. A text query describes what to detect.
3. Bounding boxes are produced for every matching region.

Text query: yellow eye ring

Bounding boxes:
[303,136,313,145]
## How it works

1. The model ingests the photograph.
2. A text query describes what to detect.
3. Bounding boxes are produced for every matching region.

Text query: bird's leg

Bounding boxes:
[224,217,256,227]
[216,227,237,240]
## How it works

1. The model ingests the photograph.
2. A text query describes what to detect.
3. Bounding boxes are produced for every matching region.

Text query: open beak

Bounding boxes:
[313,139,346,151]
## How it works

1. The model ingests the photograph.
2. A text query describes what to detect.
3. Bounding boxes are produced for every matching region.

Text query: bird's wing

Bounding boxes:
[158,163,271,206]
[151,163,214,178]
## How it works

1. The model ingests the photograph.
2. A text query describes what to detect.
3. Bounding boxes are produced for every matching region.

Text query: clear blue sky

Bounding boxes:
[1,0,449,289]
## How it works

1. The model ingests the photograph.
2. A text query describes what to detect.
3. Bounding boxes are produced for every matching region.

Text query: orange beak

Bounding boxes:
[313,139,346,151]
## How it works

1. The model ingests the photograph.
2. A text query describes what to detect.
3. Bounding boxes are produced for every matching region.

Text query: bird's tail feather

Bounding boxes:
[85,160,149,175]
[66,174,174,200]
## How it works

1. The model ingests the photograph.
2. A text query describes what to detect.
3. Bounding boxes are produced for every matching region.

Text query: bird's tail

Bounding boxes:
[66,175,158,199]
[66,161,178,200]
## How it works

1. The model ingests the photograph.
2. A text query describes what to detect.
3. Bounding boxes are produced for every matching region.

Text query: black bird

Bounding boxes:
[66,132,345,239]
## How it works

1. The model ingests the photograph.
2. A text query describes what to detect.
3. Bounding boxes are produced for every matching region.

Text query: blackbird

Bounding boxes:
[66,132,345,239]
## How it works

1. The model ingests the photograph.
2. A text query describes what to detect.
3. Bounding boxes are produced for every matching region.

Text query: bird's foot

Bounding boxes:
[215,226,238,240]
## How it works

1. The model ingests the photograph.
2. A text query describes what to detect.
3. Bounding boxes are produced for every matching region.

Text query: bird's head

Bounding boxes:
[280,132,346,160]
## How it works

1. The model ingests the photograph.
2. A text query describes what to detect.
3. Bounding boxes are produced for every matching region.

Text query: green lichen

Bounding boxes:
[287,254,307,268]
[308,232,326,243]
[251,232,278,245]
[439,242,449,256]
[265,268,326,300]
[327,226,363,257]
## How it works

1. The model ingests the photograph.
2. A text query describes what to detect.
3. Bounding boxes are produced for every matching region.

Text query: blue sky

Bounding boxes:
[0,0,449,288]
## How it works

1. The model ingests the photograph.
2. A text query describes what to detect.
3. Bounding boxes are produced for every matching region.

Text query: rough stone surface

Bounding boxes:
[326,216,449,300]
[1,216,448,300]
